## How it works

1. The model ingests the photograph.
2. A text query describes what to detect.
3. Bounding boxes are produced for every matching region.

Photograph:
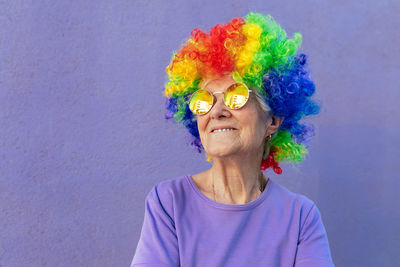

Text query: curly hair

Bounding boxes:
[164,12,320,174]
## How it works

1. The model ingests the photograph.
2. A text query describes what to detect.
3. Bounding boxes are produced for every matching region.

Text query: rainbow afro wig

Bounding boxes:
[164,12,320,174]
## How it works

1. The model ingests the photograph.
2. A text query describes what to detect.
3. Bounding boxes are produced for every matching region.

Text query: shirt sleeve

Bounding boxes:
[130,185,180,267]
[294,203,335,267]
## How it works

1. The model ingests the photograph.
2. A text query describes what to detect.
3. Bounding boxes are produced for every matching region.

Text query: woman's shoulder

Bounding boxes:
[154,174,189,193]
[147,175,190,203]
[142,175,189,220]
[269,179,316,212]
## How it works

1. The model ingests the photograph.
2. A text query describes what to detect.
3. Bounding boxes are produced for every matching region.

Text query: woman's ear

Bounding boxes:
[265,115,284,137]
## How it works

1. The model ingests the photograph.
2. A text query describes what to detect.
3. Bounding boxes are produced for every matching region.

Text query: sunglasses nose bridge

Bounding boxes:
[210,91,227,109]
[212,91,225,95]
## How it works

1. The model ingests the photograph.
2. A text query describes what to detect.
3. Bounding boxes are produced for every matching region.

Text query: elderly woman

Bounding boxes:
[131,12,334,267]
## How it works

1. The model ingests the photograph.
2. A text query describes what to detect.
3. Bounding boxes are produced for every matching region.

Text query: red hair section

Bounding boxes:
[175,18,246,79]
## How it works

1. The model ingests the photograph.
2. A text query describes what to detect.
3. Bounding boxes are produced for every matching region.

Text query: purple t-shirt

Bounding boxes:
[131,175,334,267]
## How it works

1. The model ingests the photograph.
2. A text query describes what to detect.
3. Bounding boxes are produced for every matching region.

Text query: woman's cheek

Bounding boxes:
[197,117,208,134]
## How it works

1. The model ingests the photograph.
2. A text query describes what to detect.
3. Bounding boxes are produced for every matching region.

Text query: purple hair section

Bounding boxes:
[262,54,320,144]
[165,97,203,152]
[164,98,176,120]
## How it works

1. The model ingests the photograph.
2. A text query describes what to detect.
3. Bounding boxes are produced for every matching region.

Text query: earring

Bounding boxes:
[266,134,272,142]
[206,153,213,162]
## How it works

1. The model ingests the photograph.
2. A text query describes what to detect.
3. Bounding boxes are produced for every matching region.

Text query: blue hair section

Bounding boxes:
[262,54,320,144]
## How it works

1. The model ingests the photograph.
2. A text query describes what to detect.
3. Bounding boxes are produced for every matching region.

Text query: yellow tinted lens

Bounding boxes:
[224,83,249,109]
[189,90,213,115]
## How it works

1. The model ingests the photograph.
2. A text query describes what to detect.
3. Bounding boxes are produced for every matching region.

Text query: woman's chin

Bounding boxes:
[206,147,239,159]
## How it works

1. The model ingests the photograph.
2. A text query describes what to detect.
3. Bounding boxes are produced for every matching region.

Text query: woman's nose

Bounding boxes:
[209,93,231,119]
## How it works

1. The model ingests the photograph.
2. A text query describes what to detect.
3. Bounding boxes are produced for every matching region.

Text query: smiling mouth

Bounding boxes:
[211,128,237,133]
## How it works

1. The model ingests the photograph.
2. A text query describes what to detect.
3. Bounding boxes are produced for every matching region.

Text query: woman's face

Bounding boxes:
[197,75,273,159]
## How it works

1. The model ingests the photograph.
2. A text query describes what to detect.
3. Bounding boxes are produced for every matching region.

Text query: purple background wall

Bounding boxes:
[1,0,399,266]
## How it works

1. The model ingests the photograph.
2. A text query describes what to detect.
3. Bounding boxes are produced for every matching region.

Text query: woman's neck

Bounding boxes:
[206,155,267,204]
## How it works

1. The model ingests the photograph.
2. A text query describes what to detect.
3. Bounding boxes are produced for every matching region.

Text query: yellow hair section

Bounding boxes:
[235,23,262,77]
[165,53,199,97]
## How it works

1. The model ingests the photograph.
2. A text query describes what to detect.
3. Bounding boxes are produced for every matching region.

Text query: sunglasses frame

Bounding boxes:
[188,82,259,116]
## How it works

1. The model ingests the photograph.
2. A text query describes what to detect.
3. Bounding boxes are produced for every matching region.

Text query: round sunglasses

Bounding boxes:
[188,82,258,115]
